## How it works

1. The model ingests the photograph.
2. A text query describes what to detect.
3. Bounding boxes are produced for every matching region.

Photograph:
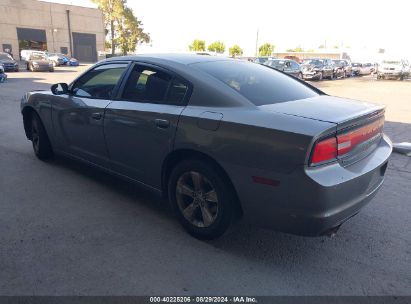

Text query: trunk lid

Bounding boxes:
[259,95,384,130]
[259,95,386,166]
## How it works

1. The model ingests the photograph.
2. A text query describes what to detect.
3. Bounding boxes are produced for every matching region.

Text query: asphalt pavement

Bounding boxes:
[0,67,410,295]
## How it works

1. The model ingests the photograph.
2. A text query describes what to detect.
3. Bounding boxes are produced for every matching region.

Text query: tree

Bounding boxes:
[229,45,243,57]
[258,43,274,56]
[115,6,150,55]
[92,0,150,55]
[318,44,325,49]
[286,46,304,52]
[333,45,339,49]
[189,39,206,52]
[207,41,225,53]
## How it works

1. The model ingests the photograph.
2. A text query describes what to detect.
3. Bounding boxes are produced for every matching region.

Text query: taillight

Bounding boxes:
[311,137,337,165]
[310,117,384,166]
[336,117,384,156]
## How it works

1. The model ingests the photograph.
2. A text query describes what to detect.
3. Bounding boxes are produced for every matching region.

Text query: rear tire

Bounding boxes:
[168,159,235,240]
[31,113,53,160]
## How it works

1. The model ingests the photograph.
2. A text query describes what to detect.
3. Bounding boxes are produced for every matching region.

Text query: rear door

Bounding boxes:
[104,62,191,188]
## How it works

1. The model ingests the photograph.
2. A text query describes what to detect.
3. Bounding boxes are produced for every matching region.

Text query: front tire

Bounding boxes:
[31,113,53,160]
[168,159,235,240]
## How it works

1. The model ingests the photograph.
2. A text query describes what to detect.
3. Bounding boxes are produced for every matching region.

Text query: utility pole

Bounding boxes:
[255,29,259,57]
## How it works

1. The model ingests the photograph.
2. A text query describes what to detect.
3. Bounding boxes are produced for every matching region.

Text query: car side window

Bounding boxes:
[291,61,299,69]
[71,63,128,99]
[122,65,171,103]
[122,64,189,105]
[167,78,189,104]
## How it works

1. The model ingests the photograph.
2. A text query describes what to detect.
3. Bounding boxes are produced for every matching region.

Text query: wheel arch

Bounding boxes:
[161,148,243,217]
[21,106,37,140]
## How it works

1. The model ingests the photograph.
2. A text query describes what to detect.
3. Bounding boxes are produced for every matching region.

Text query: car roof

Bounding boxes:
[105,53,233,65]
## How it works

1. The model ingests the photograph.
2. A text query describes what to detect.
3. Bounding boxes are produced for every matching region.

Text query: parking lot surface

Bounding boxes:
[0,66,410,295]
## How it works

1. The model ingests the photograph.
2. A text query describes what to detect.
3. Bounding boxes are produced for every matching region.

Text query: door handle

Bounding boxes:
[154,118,170,129]
[91,112,103,120]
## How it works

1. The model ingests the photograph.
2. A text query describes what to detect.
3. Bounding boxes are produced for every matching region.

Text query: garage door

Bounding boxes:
[72,32,97,63]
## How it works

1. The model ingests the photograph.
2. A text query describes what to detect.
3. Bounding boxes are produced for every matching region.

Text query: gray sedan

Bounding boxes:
[21,54,392,239]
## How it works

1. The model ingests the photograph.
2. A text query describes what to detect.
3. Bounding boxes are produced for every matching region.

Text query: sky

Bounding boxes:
[43,0,410,59]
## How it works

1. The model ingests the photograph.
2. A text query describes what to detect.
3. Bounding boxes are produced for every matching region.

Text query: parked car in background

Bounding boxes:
[20,54,392,239]
[284,55,303,64]
[0,63,7,82]
[333,59,352,77]
[0,52,19,72]
[301,58,335,80]
[21,50,45,62]
[264,59,302,79]
[254,57,271,64]
[377,59,410,80]
[351,62,361,76]
[359,63,374,75]
[26,53,54,72]
[68,57,79,66]
[47,53,66,67]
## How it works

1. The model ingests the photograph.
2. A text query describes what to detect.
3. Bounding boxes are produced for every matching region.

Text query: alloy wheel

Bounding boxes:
[176,171,219,228]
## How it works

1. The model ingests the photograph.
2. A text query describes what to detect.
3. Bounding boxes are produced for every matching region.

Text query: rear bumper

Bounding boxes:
[224,135,392,236]
[3,65,18,71]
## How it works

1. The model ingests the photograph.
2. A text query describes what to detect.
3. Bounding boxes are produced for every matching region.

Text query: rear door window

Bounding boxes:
[122,64,189,105]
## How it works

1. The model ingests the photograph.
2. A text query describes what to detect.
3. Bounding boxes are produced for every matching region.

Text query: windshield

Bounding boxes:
[31,54,47,60]
[268,60,285,67]
[0,53,13,60]
[333,60,344,66]
[255,58,268,64]
[382,60,401,65]
[193,60,318,106]
[352,63,360,67]
[303,59,324,66]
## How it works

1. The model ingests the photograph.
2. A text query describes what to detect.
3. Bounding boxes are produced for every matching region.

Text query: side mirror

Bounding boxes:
[51,83,69,95]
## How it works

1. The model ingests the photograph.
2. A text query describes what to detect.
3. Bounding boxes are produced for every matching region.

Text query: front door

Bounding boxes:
[52,62,129,166]
[104,63,190,188]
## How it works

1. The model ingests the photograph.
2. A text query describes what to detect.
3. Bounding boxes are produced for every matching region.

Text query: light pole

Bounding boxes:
[255,29,259,57]
[50,28,57,53]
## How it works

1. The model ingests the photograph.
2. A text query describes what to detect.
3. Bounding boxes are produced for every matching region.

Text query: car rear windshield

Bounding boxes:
[0,54,12,60]
[193,60,318,106]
